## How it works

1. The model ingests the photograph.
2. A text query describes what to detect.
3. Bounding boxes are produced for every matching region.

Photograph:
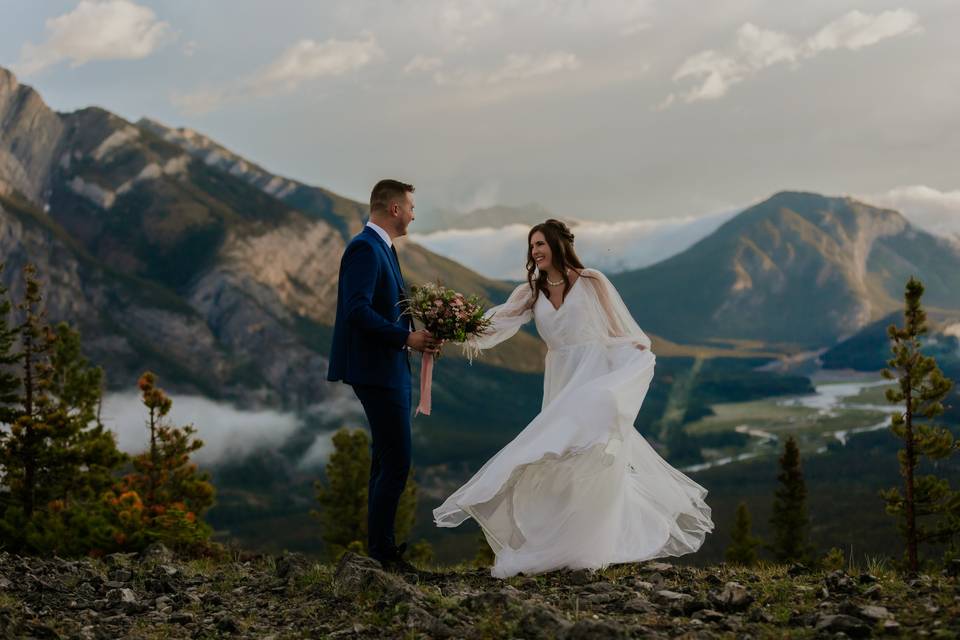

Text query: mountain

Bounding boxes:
[0,66,545,413]
[611,191,960,350]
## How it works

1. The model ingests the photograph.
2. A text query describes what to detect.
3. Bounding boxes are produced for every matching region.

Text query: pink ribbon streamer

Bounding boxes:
[415,352,434,416]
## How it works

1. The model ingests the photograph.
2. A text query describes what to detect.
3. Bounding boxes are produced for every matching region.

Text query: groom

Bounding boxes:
[327,179,438,573]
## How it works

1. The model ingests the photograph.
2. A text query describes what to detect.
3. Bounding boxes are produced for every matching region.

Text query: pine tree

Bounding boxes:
[0,265,126,555]
[474,531,496,568]
[313,428,368,556]
[767,435,814,563]
[879,276,960,573]
[725,501,760,566]
[0,263,21,424]
[312,427,418,559]
[108,372,216,552]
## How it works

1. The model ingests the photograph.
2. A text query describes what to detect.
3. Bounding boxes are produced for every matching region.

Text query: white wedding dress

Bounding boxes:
[433,268,714,578]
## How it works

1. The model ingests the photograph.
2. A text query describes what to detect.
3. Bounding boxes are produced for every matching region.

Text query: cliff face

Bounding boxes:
[0,67,65,203]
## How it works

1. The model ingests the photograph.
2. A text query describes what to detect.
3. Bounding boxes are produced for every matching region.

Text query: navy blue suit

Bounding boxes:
[327,225,414,561]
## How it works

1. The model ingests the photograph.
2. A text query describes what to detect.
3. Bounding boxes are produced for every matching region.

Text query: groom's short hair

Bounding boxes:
[370,179,415,214]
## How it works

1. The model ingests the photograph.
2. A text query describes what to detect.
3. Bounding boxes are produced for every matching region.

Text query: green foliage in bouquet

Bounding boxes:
[401,282,493,358]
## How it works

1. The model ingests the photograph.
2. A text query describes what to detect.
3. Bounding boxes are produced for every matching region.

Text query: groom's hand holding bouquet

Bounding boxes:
[402,282,492,416]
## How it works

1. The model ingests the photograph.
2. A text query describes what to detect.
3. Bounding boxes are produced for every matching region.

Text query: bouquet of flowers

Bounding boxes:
[401,282,493,416]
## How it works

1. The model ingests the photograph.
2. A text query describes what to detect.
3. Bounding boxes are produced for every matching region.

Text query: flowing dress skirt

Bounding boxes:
[433,342,714,578]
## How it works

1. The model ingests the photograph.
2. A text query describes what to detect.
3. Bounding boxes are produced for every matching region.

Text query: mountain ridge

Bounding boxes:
[611,190,960,349]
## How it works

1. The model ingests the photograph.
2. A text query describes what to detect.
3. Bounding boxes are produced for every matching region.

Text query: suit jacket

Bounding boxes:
[327,225,413,388]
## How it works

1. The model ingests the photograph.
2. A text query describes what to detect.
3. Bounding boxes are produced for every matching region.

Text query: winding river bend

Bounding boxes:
[681,377,898,473]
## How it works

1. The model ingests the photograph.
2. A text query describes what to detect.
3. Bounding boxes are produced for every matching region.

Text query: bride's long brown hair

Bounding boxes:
[526,219,593,305]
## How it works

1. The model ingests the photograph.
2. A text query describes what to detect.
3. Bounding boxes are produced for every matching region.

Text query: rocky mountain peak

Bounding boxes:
[0,65,65,204]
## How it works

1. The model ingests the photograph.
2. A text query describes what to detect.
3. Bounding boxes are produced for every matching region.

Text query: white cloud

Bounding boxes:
[436,1,498,48]
[860,185,960,242]
[673,49,747,102]
[101,392,302,467]
[297,432,338,470]
[252,32,383,92]
[404,54,444,74]
[172,32,383,114]
[806,9,922,53]
[434,51,581,87]
[409,209,737,280]
[668,9,921,105]
[14,0,170,75]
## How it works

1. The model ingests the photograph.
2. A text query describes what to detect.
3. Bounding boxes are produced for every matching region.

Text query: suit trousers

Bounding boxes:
[351,383,412,561]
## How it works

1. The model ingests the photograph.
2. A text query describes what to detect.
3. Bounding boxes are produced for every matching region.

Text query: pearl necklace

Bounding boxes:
[545,269,570,287]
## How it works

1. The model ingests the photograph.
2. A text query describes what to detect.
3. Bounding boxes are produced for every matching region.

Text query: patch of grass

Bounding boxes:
[292,563,334,592]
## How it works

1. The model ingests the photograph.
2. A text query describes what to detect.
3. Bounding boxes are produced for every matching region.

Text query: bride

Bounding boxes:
[433,219,714,578]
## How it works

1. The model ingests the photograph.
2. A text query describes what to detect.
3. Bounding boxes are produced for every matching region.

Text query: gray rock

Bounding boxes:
[814,613,872,638]
[622,597,656,614]
[858,605,893,621]
[169,611,195,624]
[709,581,753,612]
[215,613,242,634]
[106,588,136,605]
[692,609,726,623]
[862,584,883,600]
[140,543,174,563]
[275,551,309,581]
[107,569,132,583]
[333,552,418,604]
[517,607,572,639]
[582,581,616,594]
[564,618,629,640]
[568,569,599,585]
[581,592,620,606]
[824,569,856,593]
[881,619,901,634]
[653,589,692,604]
[460,589,526,614]
[405,605,455,639]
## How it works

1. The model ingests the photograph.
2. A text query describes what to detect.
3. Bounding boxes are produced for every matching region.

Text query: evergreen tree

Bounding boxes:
[312,427,418,559]
[879,276,960,572]
[0,264,21,424]
[108,372,216,552]
[665,424,703,466]
[767,435,814,563]
[725,501,760,566]
[474,531,495,568]
[0,265,125,555]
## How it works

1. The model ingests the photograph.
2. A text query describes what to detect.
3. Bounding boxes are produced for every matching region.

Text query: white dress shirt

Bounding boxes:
[366,220,393,248]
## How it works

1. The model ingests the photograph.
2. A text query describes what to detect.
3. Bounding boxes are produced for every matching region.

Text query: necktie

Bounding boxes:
[390,245,402,275]
[391,245,413,332]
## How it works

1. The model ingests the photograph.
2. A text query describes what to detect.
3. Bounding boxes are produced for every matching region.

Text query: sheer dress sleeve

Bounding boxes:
[463,283,535,362]
[581,268,652,352]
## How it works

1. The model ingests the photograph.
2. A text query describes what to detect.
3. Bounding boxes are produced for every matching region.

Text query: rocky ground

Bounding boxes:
[1,545,958,639]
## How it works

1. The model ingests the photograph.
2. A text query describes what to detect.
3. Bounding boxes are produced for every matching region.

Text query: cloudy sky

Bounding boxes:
[2,0,958,228]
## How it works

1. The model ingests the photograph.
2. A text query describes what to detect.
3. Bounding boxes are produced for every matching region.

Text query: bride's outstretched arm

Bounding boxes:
[583,269,652,352]
[463,283,535,362]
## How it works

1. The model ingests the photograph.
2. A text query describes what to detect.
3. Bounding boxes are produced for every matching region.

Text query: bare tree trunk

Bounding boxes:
[904,370,918,573]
